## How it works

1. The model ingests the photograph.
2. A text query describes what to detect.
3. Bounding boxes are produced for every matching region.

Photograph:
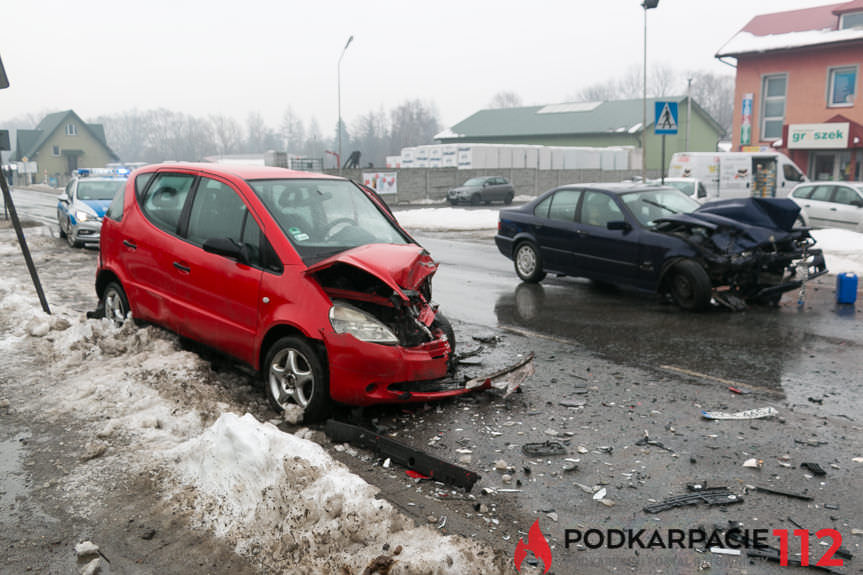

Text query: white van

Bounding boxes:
[668,152,807,200]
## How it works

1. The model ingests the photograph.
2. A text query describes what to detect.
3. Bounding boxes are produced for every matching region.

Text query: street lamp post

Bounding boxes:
[641,0,658,181]
[337,35,354,175]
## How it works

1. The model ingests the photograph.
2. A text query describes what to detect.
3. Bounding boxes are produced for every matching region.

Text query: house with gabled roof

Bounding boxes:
[13,110,119,184]
[716,0,863,181]
[434,96,726,172]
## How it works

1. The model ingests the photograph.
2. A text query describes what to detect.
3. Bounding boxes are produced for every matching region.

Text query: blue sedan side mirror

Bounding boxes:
[606,220,632,232]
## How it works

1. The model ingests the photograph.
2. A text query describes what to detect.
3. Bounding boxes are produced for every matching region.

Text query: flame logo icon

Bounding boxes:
[514,519,552,573]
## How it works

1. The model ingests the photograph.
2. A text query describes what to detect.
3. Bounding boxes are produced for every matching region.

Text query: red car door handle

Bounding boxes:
[173,262,191,273]
[122,239,137,249]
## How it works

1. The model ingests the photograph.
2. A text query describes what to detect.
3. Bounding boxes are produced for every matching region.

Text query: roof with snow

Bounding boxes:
[716,0,863,57]
[436,96,722,141]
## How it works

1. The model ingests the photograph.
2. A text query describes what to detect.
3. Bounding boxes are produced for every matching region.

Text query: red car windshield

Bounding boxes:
[248,178,411,262]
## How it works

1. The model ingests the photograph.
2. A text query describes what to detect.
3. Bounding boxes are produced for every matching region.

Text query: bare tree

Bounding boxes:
[488,91,523,108]
[244,111,268,153]
[388,99,440,154]
[303,118,324,158]
[351,107,389,168]
[686,71,734,136]
[280,107,306,154]
[209,114,243,156]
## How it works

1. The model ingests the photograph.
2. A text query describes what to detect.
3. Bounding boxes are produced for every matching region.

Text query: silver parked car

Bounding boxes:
[447,176,515,205]
[788,181,863,231]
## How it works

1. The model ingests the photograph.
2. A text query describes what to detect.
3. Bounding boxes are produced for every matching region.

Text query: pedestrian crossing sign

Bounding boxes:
[654,101,678,135]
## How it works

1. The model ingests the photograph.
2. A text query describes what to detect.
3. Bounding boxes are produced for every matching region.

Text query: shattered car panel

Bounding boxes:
[494,184,827,311]
[654,197,827,306]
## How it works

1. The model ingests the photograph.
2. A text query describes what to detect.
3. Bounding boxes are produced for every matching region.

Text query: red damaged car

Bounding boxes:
[95,163,464,420]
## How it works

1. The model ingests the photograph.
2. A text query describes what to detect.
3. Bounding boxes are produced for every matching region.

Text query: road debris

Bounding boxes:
[325,419,481,491]
[521,441,567,457]
[800,462,826,476]
[560,398,587,408]
[742,458,763,469]
[635,431,674,453]
[644,487,743,514]
[753,485,813,501]
[465,352,535,399]
[710,547,741,556]
[701,406,778,420]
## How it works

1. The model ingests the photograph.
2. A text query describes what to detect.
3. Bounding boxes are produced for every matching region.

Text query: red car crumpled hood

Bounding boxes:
[305,244,438,300]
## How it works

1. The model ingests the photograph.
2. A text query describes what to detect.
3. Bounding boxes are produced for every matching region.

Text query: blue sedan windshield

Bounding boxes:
[621,188,701,226]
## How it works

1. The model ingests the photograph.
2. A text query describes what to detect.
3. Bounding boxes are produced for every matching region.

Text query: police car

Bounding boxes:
[57,168,129,247]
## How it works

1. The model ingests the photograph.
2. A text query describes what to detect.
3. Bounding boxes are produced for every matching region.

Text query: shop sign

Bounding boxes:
[788,123,849,149]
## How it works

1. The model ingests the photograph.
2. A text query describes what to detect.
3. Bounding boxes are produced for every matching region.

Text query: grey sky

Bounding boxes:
[0,0,833,131]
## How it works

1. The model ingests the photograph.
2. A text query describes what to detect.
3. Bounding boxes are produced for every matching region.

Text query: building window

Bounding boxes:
[52,145,61,156]
[65,123,78,136]
[828,66,857,107]
[761,74,786,141]
[839,11,863,29]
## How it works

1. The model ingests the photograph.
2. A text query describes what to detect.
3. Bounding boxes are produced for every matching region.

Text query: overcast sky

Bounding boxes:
[0,0,835,131]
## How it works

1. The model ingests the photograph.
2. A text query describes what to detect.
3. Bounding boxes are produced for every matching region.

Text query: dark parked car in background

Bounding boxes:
[495,183,827,311]
[447,176,515,205]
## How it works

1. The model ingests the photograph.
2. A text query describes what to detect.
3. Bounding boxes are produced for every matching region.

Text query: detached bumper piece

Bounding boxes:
[325,419,480,491]
[388,352,536,401]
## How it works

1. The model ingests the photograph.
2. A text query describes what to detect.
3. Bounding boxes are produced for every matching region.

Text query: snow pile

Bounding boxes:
[811,229,863,275]
[396,207,499,231]
[169,413,503,573]
[0,273,504,573]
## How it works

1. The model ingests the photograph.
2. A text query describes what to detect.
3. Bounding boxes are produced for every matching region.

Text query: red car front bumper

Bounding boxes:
[324,332,477,406]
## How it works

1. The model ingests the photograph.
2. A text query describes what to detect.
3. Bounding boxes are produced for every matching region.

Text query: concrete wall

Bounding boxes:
[327,167,656,204]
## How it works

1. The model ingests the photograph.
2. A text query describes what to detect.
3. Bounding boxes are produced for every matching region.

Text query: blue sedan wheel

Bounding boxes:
[668,260,711,311]
[514,242,546,283]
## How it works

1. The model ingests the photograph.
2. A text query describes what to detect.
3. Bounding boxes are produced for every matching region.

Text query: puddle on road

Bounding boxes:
[0,435,31,521]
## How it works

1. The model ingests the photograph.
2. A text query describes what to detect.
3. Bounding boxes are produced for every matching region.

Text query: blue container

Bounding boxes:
[836,272,858,304]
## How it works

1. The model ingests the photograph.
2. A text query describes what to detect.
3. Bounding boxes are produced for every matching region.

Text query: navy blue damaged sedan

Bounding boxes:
[494,183,827,311]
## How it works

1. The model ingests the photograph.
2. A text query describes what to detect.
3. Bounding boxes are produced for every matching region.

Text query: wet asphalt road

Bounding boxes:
[415,230,863,420]
[5,189,863,574]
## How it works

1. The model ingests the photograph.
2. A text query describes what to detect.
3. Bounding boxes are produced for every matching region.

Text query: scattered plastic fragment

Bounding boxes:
[406,470,430,480]
[644,488,742,514]
[727,386,750,395]
[702,406,778,420]
[522,441,567,457]
[560,398,586,407]
[635,432,674,453]
[800,462,826,476]
[754,486,812,501]
[742,458,763,469]
[710,547,741,556]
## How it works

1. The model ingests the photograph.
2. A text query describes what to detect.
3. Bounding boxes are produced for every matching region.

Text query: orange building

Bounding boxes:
[716,0,863,181]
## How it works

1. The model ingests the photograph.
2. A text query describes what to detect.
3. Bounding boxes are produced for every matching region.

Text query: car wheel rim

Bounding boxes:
[269,348,315,409]
[517,246,536,276]
[673,275,693,303]
[104,289,127,325]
